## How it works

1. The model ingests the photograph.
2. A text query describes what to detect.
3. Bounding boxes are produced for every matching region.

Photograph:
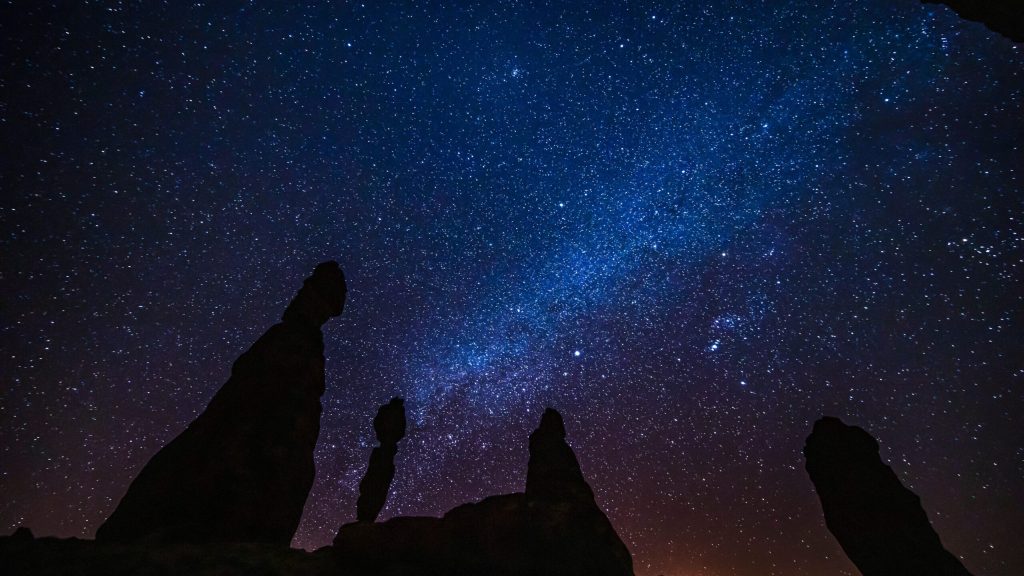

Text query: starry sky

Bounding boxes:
[1,1,1022,575]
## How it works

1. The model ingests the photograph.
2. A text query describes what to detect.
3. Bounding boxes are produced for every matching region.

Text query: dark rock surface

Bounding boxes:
[2,408,632,576]
[804,416,973,576]
[332,407,633,576]
[924,1,1024,42]
[355,397,406,523]
[96,261,347,546]
[0,534,342,576]
[7,262,634,574]
[526,408,595,503]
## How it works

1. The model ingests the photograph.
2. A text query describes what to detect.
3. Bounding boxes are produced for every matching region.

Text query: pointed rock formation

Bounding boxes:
[356,397,406,522]
[332,407,633,576]
[97,261,347,545]
[526,408,595,504]
[804,417,973,576]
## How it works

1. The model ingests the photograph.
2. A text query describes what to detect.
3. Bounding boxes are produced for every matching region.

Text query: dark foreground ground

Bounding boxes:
[1,534,339,576]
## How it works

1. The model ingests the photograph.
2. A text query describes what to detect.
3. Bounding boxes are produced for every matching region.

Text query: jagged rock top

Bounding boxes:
[803,416,880,478]
[282,261,347,327]
[537,407,567,438]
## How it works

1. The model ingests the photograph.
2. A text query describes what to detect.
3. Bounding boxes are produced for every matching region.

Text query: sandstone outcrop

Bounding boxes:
[96,262,347,545]
[804,417,973,576]
[332,408,634,576]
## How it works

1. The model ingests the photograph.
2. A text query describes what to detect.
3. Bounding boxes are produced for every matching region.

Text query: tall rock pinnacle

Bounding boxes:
[97,261,347,545]
[521,407,632,575]
[356,397,406,522]
[526,408,596,504]
[804,417,973,576]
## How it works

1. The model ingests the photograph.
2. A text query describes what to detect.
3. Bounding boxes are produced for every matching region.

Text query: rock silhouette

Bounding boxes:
[332,407,634,576]
[96,261,347,545]
[924,1,1023,42]
[356,397,406,522]
[526,408,595,503]
[804,417,973,576]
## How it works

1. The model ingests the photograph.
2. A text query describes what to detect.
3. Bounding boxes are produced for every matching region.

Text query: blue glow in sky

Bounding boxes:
[2,2,1021,575]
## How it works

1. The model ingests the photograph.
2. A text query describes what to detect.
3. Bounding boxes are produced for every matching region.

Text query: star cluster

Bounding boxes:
[1,2,1021,575]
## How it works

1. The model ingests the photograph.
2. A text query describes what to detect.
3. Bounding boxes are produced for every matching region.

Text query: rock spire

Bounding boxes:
[97,261,346,545]
[804,417,973,576]
[356,397,406,522]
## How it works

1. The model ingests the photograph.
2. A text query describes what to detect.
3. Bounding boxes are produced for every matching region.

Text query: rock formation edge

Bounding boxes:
[804,416,973,576]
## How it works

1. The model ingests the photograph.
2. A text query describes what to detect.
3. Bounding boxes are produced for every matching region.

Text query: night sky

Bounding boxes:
[2,1,1022,575]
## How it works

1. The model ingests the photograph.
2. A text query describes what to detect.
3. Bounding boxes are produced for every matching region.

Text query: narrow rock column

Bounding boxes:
[526,408,595,504]
[804,417,973,576]
[524,408,634,576]
[356,397,406,522]
[97,261,346,545]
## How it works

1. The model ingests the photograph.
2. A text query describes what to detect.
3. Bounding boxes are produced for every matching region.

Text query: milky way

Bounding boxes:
[2,2,1022,575]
